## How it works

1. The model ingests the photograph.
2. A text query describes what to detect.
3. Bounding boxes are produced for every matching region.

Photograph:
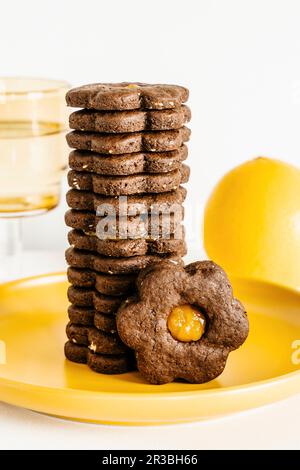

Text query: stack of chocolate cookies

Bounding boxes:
[64,83,191,374]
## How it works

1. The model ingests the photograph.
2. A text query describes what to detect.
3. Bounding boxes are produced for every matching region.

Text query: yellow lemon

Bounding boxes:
[204,157,300,291]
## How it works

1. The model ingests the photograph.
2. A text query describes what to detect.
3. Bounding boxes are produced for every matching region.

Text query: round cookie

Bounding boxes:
[69,106,191,133]
[68,230,186,258]
[65,341,88,364]
[68,286,122,313]
[67,164,190,195]
[66,83,189,111]
[66,187,187,214]
[94,312,117,334]
[67,267,136,296]
[66,127,191,155]
[66,322,90,346]
[67,268,97,289]
[67,267,96,287]
[68,304,117,333]
[88,328,128,355]
[68,304,95,325]
[65,209,96,234]
[66,247,184,275]
[64,341,134,374]
[87,351,135,374]
[68,146,188,176]
[116,260,249,385]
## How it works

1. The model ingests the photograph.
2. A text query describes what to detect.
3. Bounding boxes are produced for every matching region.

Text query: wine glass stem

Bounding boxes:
[0,218,22,282]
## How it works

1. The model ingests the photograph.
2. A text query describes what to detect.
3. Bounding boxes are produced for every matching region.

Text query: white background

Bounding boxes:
[1,0,298,251]
[1,0,300,449]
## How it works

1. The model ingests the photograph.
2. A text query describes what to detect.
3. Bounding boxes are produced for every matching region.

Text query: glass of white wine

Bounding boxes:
[0,77,70,280]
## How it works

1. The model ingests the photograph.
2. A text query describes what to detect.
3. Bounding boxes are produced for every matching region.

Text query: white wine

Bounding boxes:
[0,120,67,215]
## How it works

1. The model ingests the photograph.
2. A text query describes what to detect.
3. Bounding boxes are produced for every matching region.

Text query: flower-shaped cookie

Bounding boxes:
[117,260,249,384]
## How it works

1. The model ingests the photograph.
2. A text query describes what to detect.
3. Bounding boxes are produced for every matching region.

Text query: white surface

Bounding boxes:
[1,0,300,449]
[0,396,300,450]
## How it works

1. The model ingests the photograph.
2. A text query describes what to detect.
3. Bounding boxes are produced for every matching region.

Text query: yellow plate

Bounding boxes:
[0,272,300,425]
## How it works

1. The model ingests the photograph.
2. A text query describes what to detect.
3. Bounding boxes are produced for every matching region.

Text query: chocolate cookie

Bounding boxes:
[94,311,117,334]
[68,229,186,257]
[87,351,135,374]
[68,286,122,314]
[65,341,134,373]
[117,260,249,384]
[67,267,136,296]
[68,304,117,333]
[88,328,128,355]
[65,341,88,364]
[65,210,184,240]
[67,322,128,354]
[69,146,188,176]
[68,165,189,196]
[66,127,191,155]
[69,106,191,134]
[66,247,183,275]
[68,304,95,326]
[66,187,187,214]
[66,83,189,111]
[66,322,90,346]
[68,303,118,334]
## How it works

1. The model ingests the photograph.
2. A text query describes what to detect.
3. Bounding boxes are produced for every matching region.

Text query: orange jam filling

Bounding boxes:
[167,304,206,342]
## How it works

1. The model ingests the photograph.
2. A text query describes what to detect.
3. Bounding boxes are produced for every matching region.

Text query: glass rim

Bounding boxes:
[0,77,70,95]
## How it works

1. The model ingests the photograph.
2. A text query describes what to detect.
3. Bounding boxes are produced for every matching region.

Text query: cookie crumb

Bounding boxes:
[89,342,97,352]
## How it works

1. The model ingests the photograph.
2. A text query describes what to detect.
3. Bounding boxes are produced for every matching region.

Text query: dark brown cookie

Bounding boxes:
[87,350,135,374]
[65,341,134,373]
[66,187,187,214]
[66,83,189,111]
[68,229,186,258]
[68,268,98,289]
[69,146,188,176]
[68,286,122,314]
[67,267,136,296]
[88,328,128,355]
[94,312,117,334]
[67,322,128,354]
[66,322,90,346]
[65,210,184,240]
[68,304,117,334]
[66,247,183,275]
[68,304,95,326]
[65,341,88,364]
[117,260,249,385]
[68,165,189,196]
[69,106,191,133]
[66,127,191,155]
